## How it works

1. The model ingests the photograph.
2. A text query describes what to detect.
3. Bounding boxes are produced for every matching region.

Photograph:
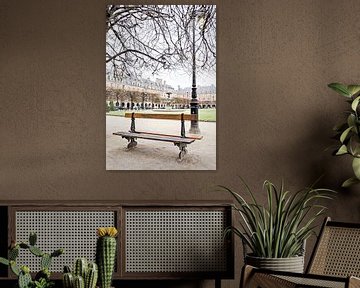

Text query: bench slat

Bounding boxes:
[113,131,196,144]
[125,113,197,121]
[136,130,203,140]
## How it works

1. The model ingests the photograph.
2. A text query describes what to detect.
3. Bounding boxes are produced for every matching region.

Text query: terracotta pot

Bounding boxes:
[245,254,304,273]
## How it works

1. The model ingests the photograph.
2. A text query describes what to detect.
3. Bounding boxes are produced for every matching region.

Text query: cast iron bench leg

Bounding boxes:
[175,143,187,160]
[124,137,137,149]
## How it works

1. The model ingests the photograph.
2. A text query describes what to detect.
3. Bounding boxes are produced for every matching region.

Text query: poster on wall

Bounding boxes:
[105,5,216,170]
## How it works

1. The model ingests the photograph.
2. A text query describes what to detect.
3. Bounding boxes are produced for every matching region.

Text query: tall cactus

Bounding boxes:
[96,227,118,288]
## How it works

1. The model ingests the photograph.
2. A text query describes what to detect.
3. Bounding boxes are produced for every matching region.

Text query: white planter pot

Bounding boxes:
[245,254,305,273]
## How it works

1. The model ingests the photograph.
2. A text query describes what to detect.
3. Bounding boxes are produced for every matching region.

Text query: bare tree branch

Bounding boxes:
[106,5,216,80]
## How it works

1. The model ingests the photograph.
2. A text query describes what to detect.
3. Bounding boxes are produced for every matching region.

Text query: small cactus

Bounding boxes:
[18,269,32,288]
[21,265,30,274]
[41,253,52,270]
[74,258,88,279]
[63,272,74,288]
[35,268,50,281]
[63,259,98,288]
[9,246,19,260]
[29,245,44,257]
[85,263,98,288]
[0,232,63,288]
[96,227,118,288]
[74,275,85,288]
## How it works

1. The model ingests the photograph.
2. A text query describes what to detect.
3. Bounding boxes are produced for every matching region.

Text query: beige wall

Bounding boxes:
[1,0,360,287]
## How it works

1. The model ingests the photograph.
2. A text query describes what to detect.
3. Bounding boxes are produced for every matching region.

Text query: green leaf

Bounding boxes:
[8,247,19,261]
[340,126,353,143]
[351,96,360,111]
[222,178,335,258]
[347,114,356,128]
[29,246,44,257]
[347,85,360,97]
[40,254,51,270]
[342,177,360,188]
[328,83,351,97]
[336,144,348,155]
[349,135,360,157]
[10,261,20,276]
[352,157,360,179]
[0,257,9,266]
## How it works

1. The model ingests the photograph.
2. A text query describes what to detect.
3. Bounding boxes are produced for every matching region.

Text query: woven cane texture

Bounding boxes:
[309,226,360,277]
[277,275,345,288]
[125,210,227,273]
[15,211,115,272]
[247,273,297,288]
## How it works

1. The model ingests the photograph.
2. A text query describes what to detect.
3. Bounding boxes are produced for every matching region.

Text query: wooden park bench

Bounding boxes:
[113,112,203,160]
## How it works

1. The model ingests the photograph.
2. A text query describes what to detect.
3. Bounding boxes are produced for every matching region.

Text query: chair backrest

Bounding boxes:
[307,217,360,277]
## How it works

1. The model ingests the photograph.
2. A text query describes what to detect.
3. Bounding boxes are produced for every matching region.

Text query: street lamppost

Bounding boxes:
[189,7,204,134]
[166,92,172,110]
[115,95,119,108]
[141,92,145,110]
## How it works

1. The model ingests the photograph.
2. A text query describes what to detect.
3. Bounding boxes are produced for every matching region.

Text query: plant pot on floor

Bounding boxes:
[242,240,306,273]
[245,254,304,273]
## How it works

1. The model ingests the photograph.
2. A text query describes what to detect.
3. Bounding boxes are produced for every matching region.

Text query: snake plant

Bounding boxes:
[328,83,360,187]
[221,179,334,258]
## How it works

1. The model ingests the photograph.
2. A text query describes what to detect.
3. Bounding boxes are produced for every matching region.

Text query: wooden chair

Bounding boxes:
[241,217,360,288]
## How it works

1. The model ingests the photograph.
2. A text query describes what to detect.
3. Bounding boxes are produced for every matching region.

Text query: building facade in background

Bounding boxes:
[106,75,216,110]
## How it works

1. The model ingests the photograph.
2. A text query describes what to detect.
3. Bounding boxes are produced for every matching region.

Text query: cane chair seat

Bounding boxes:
[241,217,360,288]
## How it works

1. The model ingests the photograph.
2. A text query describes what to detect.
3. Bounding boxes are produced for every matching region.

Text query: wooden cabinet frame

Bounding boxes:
[0,201,234,283]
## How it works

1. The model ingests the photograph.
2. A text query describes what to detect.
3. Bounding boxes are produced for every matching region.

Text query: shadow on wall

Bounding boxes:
[303,114,360,222]
[262,109,360,221]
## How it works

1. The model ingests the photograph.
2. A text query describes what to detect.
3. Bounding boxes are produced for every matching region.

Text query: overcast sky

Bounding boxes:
[144,68,216,89]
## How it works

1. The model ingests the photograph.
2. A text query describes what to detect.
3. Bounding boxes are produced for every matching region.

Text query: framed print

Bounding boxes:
[106,5,216,170]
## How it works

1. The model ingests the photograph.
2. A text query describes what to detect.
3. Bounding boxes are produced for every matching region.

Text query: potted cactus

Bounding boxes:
[96,227,118,288]
[62,258,98,288]
[0,232,64,288]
